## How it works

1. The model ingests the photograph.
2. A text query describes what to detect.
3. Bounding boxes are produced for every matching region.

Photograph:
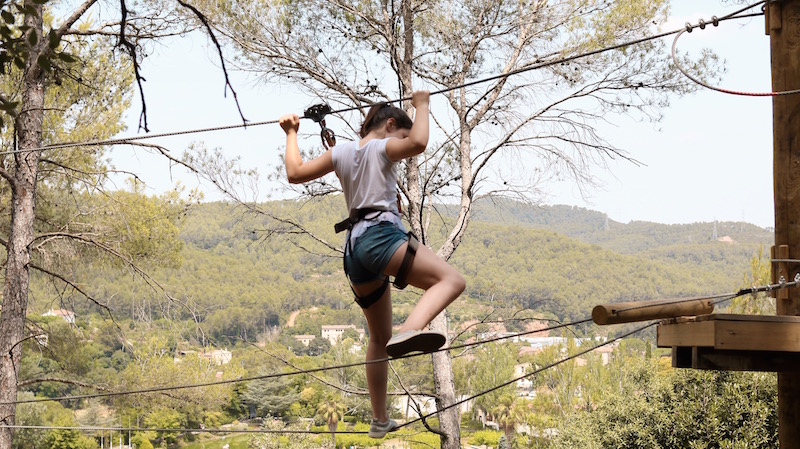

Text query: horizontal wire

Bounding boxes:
[2,318,592,406]
[398,321,658,430]
[0,1,766,156]
[2,321,655,436]
[0,424,367,435]
[8,277,775,406]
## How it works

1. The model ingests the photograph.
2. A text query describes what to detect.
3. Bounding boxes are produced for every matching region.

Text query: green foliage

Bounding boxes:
[144,406,183,444]
[248,420,317,449]
[468,343,516,415]
[241,369,300,418]
[729,245,774,315]
[130,433,155,449]
[16,196,778,448]
[551,361,778,449]
[13,392,80,449]
[469,429,502,446]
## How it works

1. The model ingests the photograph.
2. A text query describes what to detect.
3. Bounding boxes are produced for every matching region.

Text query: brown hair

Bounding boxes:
[359,103,413,138]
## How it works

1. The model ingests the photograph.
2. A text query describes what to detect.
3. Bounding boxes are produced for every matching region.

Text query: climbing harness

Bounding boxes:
[335,209,420,308]
[303,104,337,150]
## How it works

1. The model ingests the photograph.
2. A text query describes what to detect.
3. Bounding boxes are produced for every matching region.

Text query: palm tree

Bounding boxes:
[316,398,345,446]
[493,394,522,444]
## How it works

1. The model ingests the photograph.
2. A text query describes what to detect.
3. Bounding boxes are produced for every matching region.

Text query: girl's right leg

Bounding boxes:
[354,279,393,422]
[384,241,465,332]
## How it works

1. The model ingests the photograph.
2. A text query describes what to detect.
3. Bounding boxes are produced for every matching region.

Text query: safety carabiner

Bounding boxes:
[304,104,337,150]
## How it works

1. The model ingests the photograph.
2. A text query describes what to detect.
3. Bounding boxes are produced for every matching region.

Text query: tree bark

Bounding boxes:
[430,313,460,449]
[0,3,44,447]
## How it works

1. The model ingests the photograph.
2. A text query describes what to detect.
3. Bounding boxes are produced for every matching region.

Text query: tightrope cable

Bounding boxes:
[0,425,365,435]
[398,321,657,430]
[1,1,767,156]
[2,317,592,406]
[6,275,779,406]
[1,320,656,435]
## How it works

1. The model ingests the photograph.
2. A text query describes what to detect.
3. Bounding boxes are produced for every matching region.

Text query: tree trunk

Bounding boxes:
[394,1,463,446]
[430,313,460,449]
[0,3,44,447]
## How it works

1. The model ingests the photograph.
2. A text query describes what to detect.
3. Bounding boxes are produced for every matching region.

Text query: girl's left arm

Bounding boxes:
[280,113,335,184]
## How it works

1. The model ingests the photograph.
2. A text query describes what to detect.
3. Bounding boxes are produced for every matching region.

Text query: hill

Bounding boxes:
[34,196,773,342]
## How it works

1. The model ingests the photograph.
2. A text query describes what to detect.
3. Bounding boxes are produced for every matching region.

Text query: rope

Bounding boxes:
[8,276,780,407]
[3,119,280,154]
[1,317,592,406]
[1,1,766,156]
[399,322,657,429]
[1,321,656,436]
[672,4,798,96]
[0,424,367,435]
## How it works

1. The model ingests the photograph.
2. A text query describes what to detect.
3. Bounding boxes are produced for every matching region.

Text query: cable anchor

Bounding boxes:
[304,104,337,150]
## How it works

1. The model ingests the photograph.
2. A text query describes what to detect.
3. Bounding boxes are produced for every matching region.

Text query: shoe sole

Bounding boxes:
[386,331,446,358]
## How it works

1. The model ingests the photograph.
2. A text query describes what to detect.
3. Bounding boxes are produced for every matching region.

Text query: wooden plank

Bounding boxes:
[657,321,714,348]
[715,320,800,352]
[659,316,800,352]
[695,313,800,323]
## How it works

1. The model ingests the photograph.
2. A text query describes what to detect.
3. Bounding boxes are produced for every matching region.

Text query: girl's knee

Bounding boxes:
[452,272,466,296]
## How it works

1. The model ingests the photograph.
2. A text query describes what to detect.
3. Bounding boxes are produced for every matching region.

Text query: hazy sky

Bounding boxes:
[112,0,776,227]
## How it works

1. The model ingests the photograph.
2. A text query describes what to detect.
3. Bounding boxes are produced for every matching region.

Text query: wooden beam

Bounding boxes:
[592,297,713,325]
[770,1,800,446]
[657,314,800,351]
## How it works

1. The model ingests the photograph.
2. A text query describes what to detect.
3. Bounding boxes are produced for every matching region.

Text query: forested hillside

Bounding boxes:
[18,196,778,449]
[30,196,773,343]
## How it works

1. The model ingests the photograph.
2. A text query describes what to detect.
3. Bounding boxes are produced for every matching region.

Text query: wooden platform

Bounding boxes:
[657,314,800,372]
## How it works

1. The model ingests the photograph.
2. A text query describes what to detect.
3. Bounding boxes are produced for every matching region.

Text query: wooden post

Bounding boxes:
[768,2,800,447]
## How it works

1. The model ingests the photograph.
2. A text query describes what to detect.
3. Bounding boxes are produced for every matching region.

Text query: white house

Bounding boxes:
[200,348,232,365]
[43,309,76,324]
[321,325,365,345]
[294,335,316,347]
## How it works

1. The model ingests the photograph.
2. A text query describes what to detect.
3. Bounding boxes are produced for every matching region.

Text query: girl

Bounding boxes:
[279,91,465,438]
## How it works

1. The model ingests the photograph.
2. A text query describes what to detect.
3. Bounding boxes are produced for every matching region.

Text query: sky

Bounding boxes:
[111,0,777,228]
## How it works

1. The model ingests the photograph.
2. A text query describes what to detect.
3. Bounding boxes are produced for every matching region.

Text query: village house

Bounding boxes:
[200,348,232,365]
[294,334,316,347]
[321,325,365,345]
[42,309,76,324]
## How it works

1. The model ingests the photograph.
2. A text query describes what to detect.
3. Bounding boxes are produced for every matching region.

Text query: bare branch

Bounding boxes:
[29,262,114,318]
[55,0,101,38]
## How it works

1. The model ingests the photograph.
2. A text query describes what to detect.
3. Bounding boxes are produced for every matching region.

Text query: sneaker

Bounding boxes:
[369,418,397,438]
[386,330,446,358]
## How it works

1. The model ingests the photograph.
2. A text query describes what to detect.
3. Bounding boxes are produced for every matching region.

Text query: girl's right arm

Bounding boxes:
[280,113,334,184]
[385,91,430,162]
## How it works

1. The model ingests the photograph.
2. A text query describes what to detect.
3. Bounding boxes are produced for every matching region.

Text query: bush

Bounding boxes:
[468,429,501,447]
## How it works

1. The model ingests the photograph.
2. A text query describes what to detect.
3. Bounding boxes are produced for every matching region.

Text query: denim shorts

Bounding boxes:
[345,221,409,284]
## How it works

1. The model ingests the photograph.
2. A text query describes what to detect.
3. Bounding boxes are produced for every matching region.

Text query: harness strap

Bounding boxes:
[352,277,390,309]
[393,233,419,289]
[334,208,384,233]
